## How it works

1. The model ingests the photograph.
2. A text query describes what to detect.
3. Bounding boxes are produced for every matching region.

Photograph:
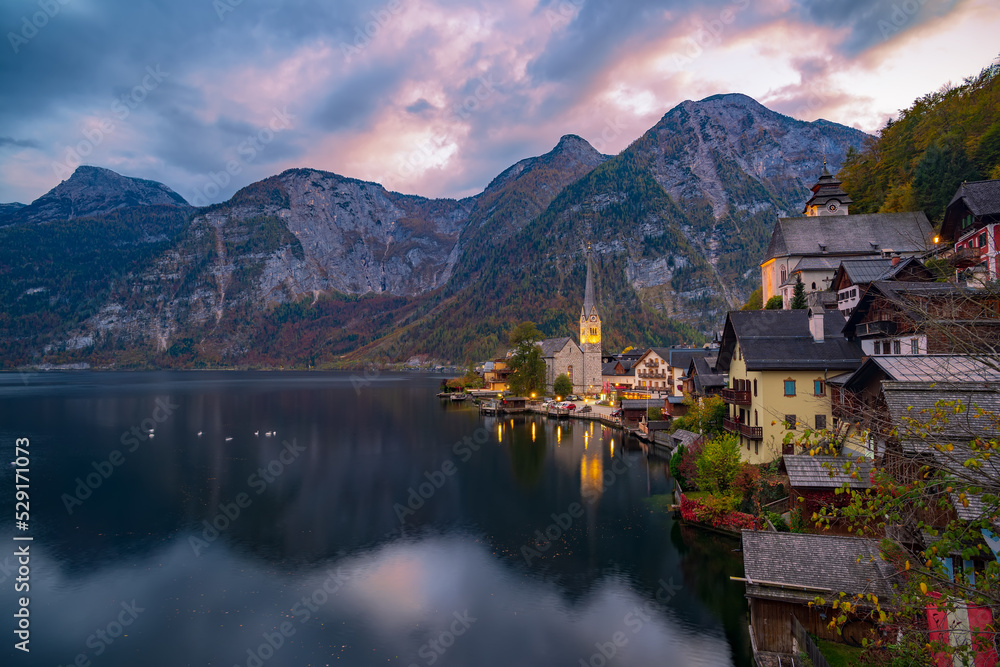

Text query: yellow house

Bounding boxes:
[715,309,864,463]
[483,359,510,392]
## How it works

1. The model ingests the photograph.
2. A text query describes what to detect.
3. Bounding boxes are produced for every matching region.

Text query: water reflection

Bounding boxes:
[0,372,750,666]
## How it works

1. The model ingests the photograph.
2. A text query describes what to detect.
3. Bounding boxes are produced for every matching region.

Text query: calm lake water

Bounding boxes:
[0,372,750,666]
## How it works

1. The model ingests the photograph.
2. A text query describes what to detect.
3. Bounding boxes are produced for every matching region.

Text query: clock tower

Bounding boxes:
[579,247,602,395]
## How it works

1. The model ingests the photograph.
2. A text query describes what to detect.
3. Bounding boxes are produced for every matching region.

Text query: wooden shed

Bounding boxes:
[741,531,895,656]
[784,454,872,515]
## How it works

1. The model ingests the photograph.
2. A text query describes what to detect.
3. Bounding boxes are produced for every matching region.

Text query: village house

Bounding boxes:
[601,357,635,394]
[715,309,864,463]
[830,256,934,316]
[482,359,511,391]
[842,280,1000,357]
[682,353,725,398]
[741,531,896,658]
[783,453,873,517]
[760,168,934,308]
[941,178,1000,283]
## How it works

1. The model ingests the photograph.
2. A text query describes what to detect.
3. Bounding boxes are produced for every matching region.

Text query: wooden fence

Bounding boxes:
[791,615,832,667]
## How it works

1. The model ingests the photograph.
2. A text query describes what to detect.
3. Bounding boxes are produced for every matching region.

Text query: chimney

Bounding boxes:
[891,256,900,266]
[809,306,825,342]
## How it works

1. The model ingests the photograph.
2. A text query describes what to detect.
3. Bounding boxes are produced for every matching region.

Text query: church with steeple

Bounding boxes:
[579,248,603,393]
[536,246,603,395]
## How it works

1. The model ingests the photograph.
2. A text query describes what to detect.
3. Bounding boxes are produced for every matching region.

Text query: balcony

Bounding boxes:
[854,320,896,338]
[949,246,984,269]
[721,388,751,405]
[723,418,763,440]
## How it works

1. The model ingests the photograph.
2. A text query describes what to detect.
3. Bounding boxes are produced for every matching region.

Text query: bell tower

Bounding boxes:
[579,245,602,395]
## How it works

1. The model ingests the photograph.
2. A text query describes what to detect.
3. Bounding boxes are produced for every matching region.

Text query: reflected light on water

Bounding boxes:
[580,453,604,500]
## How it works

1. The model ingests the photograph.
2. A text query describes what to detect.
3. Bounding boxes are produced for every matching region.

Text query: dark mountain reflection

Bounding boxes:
[0,371,750,666]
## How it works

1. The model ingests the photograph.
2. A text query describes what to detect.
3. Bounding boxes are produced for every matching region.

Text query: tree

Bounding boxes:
[507,321,546,397]
[553,373,573,397]
[671,394,726,436]
[695,433,742,493]
[765,295,783,310]
[741,287,763,311]
[790,277,807,309]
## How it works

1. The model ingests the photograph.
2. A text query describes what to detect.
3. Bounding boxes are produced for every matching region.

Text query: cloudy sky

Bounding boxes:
[1,0,997,205]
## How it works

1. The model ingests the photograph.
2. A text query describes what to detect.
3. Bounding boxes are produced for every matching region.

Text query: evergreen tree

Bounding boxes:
[790,278,807,309]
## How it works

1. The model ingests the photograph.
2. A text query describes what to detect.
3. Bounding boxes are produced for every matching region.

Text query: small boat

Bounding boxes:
[450,393,468,402]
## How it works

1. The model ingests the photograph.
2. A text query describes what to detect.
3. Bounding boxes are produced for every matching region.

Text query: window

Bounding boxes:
[911,338,919,355]
[811,282,816,290]
[882,340,892,354]
[979,232,987,249]
[893,340,901,354]
[780,266,787,283]
[753,379,758,397]
[754,441,758,456]
[567,365,573,382]
[754,409,758,426]
[815,415,827,430]
[784,415,796,429]
[784,379,796,396]
[814,380,824,396]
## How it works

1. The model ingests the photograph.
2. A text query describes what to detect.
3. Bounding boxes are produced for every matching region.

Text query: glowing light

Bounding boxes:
[498,424,502,443]
[557,426,561,443]
[611,439,615,457]
[531,422,536,442]
[580,455,603,499]
[933,235,940,244]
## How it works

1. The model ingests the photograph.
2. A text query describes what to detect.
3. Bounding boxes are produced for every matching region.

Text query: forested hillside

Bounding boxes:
[839,61,1000,223]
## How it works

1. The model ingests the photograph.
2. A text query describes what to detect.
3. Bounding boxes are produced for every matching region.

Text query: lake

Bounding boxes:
[0,371,750,666]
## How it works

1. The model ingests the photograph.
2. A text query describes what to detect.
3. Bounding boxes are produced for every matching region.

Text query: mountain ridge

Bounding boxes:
[0,93,870,368]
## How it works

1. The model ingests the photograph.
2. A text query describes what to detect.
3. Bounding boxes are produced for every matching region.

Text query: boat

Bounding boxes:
[450,393,468,402]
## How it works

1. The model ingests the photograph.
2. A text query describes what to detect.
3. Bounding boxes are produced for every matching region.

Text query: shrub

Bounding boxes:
[766,510,790,532]
[732,462,761,501]
[765,295,783,310]
[669,445,686,486]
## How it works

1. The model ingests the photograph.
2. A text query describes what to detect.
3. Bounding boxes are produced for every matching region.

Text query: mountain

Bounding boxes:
[0,202,25,216]
[0,93,870,369]
[2,165,189,226]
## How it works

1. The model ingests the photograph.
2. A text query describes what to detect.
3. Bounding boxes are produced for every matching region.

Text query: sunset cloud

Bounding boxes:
[0,0,996,204]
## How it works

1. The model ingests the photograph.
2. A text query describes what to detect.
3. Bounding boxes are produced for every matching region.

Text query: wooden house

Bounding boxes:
[941,179,1000,283]
[830,256,934,316]
[741,531,895,656]
[783,454,872,516]
[842,281,1000,357]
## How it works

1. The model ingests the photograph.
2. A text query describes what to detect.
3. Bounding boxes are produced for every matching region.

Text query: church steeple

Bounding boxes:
[803,163,852,216]
[578,244,602,395]
[582,243,597,320]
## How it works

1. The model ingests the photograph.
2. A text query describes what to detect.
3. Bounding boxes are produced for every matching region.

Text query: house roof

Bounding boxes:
[601,361,627,376]
[582,252,598,319]
[843,355,1000,392]
[835,258,895,285]
[764,211,933,262]
[716,310,863,373]
[790,256,844,272]
[621,399,656,409]
[671,429,703,448]
[947,179,1000,218]
[741,531,896,604]
[882,382,1000,469]
[537,337,577,358]
[784,454,872,489]
[666,347,711,369]
[690,355,726,393]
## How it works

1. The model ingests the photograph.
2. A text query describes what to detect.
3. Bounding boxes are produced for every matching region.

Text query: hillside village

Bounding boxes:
[464,170,1000,666]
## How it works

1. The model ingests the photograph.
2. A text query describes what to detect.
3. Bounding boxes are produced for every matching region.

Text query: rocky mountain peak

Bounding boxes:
[4,165,190,226]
